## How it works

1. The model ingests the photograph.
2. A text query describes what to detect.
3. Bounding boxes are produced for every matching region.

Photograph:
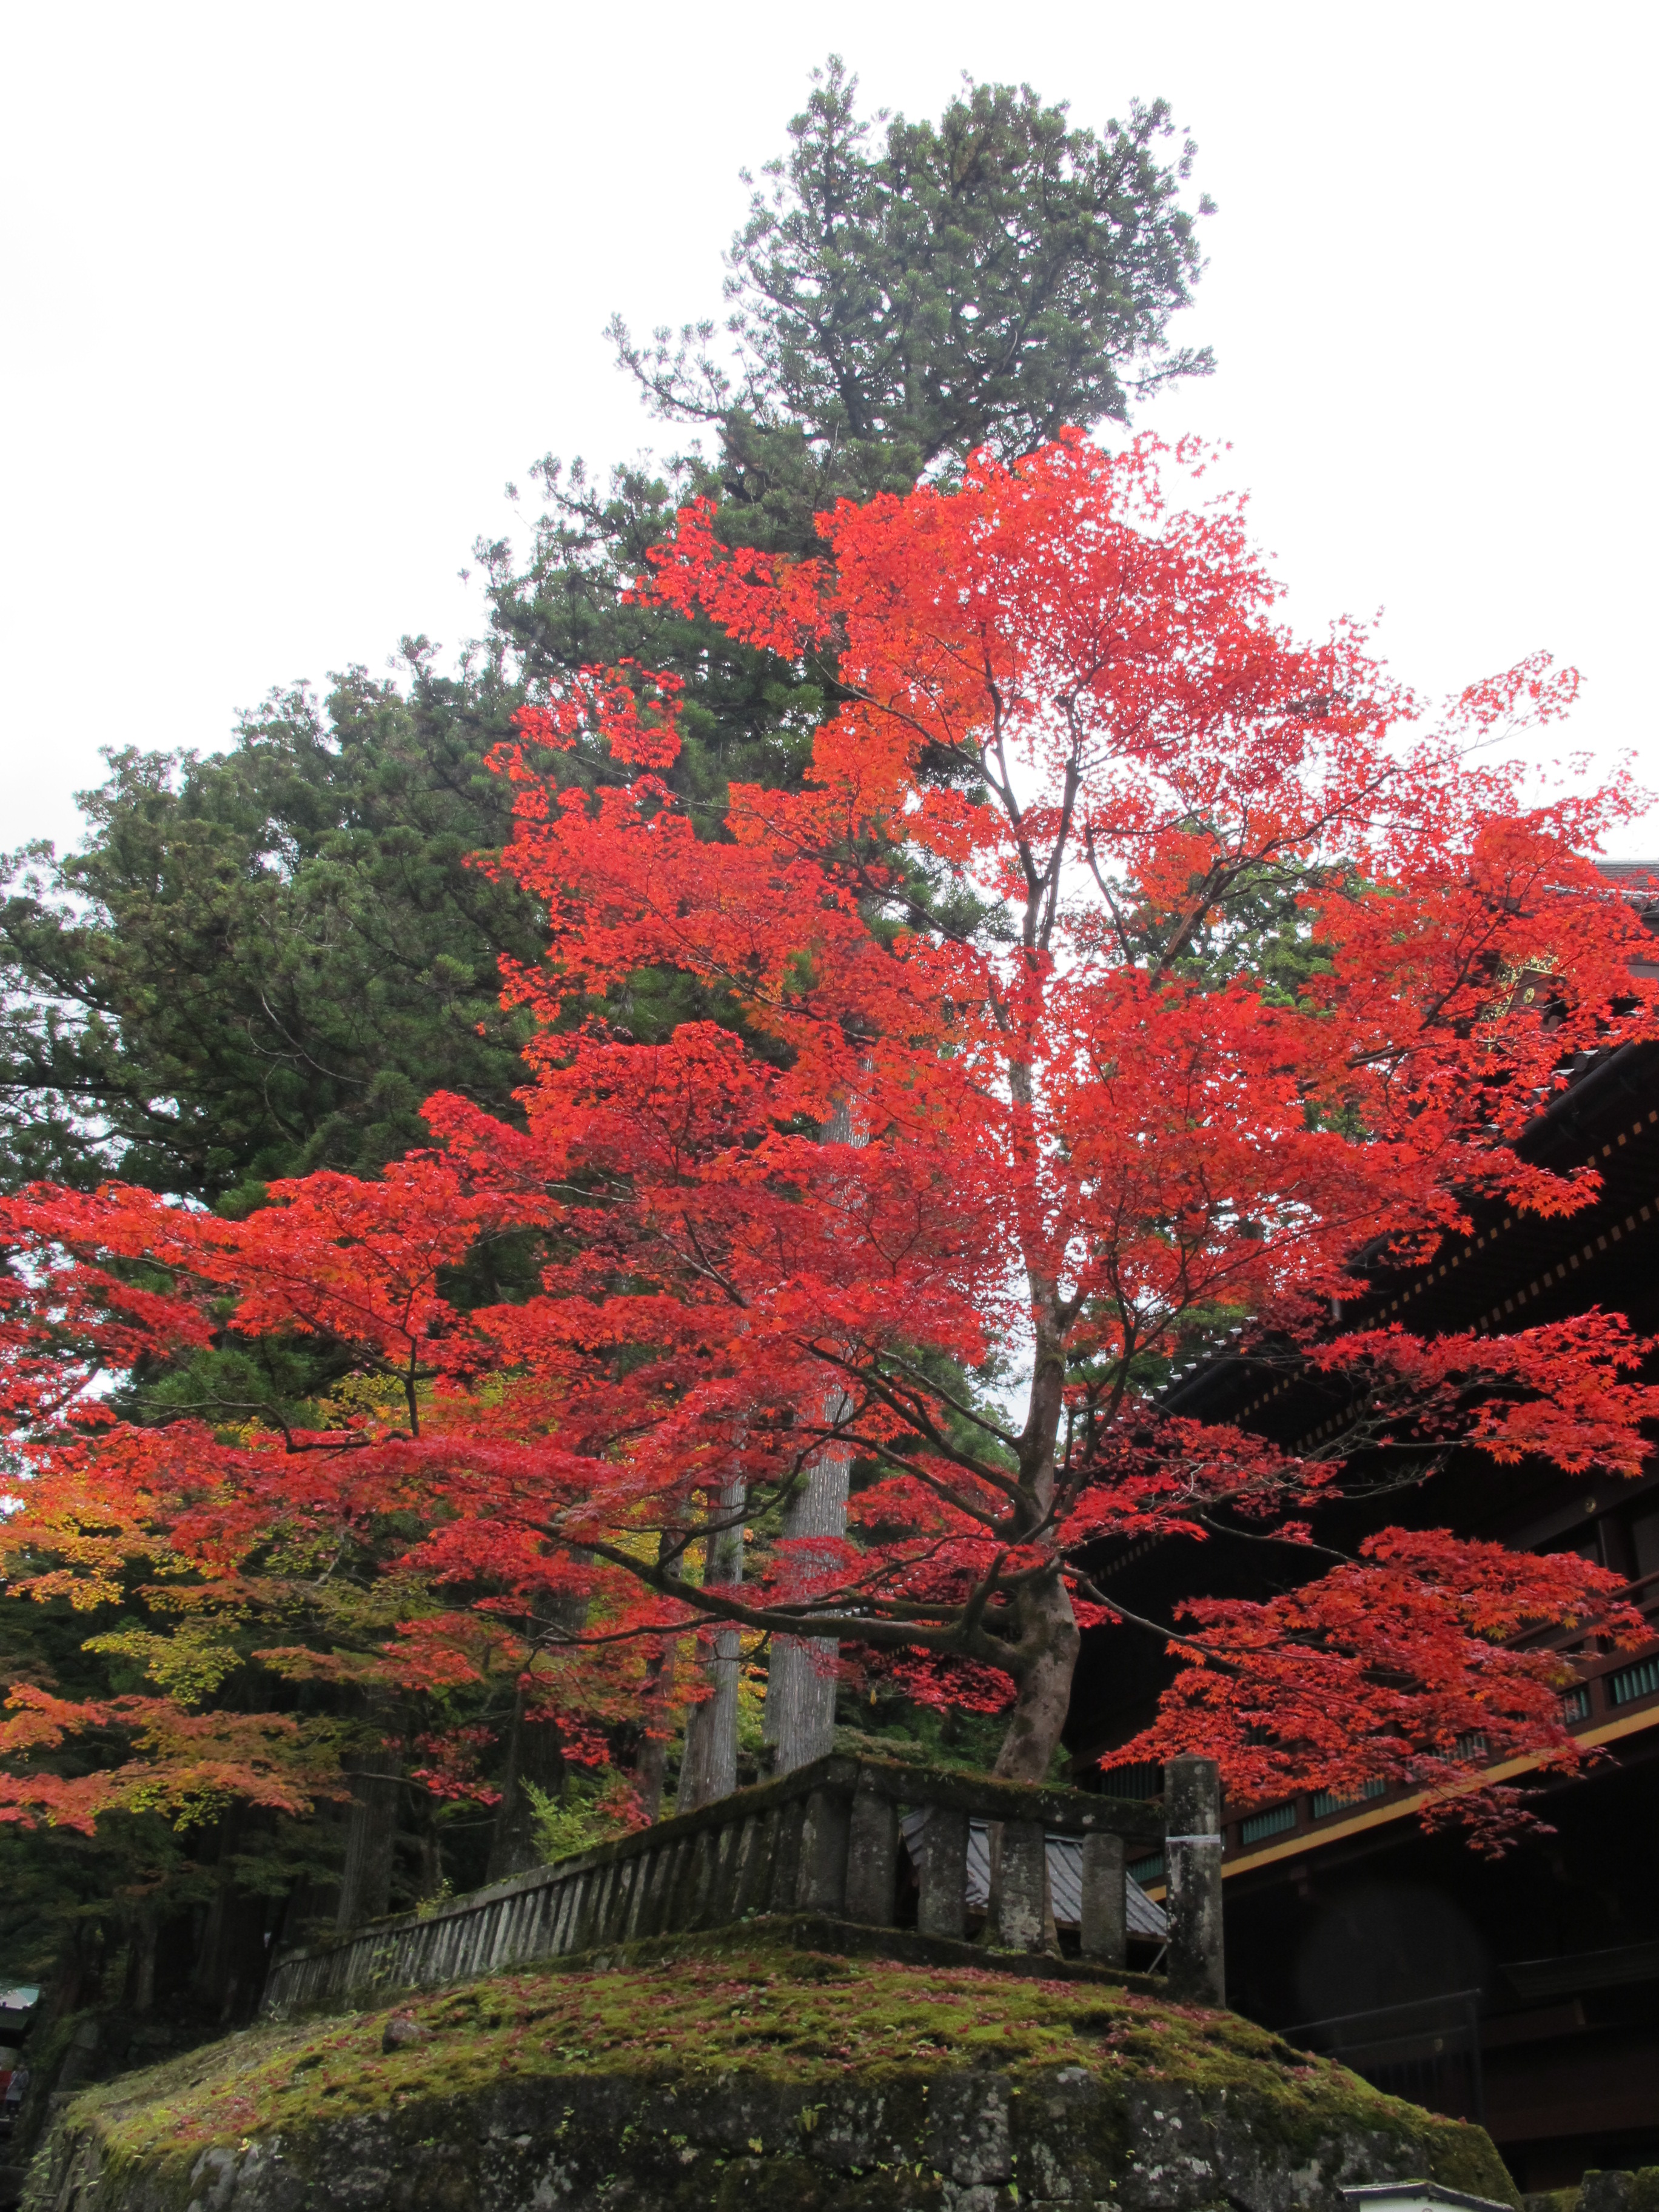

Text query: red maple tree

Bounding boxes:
[4,432,1656,1843]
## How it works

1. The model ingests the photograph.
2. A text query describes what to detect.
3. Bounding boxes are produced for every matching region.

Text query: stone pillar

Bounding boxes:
[686,1829,720,1928]
[916,1806,970,1940]
[844,1790,899,1925]
[704,1823,742,1927]
[796,1786,852,1915]
[765,1800,806,1913]
[989,1819,1046,1951]
[1079,1832,1127,1966]
[1164,1756,1225,2006]
[731,1814,767,1919]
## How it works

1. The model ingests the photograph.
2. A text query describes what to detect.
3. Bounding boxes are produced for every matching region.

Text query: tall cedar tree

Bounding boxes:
[4,436,1655,1848]
[0,61,1209,1208]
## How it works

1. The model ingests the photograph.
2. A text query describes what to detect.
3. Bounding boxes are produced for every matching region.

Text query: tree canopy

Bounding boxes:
[0,62,1216,2023]
[612,58,1212,541]
[4,437,1653,1865]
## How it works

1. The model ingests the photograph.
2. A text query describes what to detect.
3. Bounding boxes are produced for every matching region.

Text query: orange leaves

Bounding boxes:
[0,1158,507,1436]
[642,496,831,659]
[1045,970,1390,1328]
[0,1684,334,1834]
[523,1022,782,1193]
[469,431,1659,1771]
[0,1184,220,1429]
[1452,649,1581,739]
[506,662,685,773]
[1055,1419,1332,1551]
[650,434,1411,878]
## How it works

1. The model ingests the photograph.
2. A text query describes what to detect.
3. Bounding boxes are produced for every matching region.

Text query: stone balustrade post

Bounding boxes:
[844,1786,899,1925]
[1164,1755,1225,2006]
[989,1818,1047,1952]
[916,1806,969,1940]
[1079,1831,1127,1966]
[796,1783,853,1915]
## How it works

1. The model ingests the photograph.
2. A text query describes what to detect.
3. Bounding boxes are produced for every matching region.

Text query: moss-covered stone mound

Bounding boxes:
[27,1944,1515,2212]
[1526,2175,1659,2212]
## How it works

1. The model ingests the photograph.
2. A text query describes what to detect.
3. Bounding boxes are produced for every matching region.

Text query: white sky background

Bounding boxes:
[2,1,1655,859]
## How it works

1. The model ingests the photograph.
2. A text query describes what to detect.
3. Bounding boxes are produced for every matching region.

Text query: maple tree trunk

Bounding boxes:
[991,1571,1081,1783]
[678,1483,745,1810]
[991,1319,1080,1786]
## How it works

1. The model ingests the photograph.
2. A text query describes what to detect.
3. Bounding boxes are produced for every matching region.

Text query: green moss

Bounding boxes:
[53,1943,1492,2191]
[1573,2174,1659,2212]
[10,2008,81,2149]
[1426,2120,1521,2206]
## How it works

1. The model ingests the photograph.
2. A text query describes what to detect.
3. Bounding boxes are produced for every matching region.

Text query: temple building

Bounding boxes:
[1067,866,1659,2192]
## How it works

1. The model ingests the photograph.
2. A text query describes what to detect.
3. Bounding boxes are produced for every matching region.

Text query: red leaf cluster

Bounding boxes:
[2,433,1654,1828]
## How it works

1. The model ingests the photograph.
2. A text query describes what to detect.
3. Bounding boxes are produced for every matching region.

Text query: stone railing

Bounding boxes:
[263,1752,1223,2019]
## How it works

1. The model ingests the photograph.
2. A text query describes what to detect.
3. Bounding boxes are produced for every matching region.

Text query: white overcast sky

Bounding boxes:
[2,1,1655,857]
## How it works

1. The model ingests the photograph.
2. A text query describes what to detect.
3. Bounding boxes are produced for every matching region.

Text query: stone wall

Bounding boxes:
[27,2039,1515,2212]
[1525,2171,1659,2212]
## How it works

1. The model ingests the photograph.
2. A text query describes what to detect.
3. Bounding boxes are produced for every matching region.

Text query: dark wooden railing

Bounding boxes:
[263,1752,1225,2019]
[1285,1989,1486,2127]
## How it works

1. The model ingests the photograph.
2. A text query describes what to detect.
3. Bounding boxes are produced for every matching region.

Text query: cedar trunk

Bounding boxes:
[677,1482,745,1809]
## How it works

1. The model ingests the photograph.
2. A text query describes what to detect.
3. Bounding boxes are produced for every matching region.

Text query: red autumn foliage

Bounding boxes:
[2,433,1655,1843]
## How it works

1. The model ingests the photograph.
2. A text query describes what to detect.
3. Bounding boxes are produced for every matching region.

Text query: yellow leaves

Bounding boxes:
[6,1562,131,1614]
[82,1620,247,1704]
[316,1371,418,1428]
[604,1524,669,1568]
[122,1772,236,1831]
